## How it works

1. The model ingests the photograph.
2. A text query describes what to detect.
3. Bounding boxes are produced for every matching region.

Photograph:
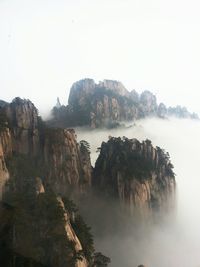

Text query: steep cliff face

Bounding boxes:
[51,78,199,128]
[0,129,10,199]
[53,79,138,128]
[0,110,12,199]
[66,78,138,128]
[0,179,90,267]
[44,128,92,196]
[0,98,92,196]
[0,99,94,267]
[93,137,175,216]
[57,197,88,267]
[139,90,157,117]
[68,78,96,106]
[157,103,168,118]
[4,97,40,155]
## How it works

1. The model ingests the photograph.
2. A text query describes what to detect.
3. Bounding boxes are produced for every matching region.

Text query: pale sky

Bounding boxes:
[1,0,200,116]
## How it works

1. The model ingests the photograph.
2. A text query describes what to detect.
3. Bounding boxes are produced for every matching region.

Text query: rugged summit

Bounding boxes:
[0,98,92,197]
[0,98,96,267]
[52,79,139,128]
[4,97,40,155]
[51,78,198,128]
[93,137,176,216]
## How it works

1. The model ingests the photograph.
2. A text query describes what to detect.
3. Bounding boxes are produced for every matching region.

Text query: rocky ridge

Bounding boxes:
[51,78,198,128]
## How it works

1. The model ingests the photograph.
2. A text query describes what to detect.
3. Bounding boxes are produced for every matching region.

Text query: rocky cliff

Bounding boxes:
[0,128,11,199]
[93,137,176,216]
[0,110,12,199]
[52,79,139,128]
[51,78,198,128]
[0,177,93,267]
[57,196,89,267]
[4,97,40,155]
[43,128,92,196]
[0,98,95,267]
[0,97,92,197]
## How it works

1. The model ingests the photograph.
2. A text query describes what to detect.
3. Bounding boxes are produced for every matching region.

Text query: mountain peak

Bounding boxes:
[98,79,129,97]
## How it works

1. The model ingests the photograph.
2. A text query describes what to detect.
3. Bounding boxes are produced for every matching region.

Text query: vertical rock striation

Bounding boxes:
[0,130,10,199]
[0,97,92,196]
[4,97,40,155]
[57,197,88,267]
[0,109,12,199]
[44,128,92,196]
[93,137,176,216]
[50,78,199,128]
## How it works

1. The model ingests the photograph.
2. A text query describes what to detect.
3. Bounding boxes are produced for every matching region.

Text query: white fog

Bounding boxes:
[76,118,200,267]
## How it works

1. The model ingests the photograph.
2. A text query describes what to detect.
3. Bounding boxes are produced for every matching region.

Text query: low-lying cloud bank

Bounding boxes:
[76,118,200,267]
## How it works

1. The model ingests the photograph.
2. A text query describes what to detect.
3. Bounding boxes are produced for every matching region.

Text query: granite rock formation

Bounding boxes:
[0,128,10,199]
[0,178,92,267]
[3,97,40,155]
[93,137,176,216]
[43,128,92,196]
[0,111,12,199]
[51,78,198,128]
[0,98,94,267]
[0,97,92,197]
[57,196,89,267]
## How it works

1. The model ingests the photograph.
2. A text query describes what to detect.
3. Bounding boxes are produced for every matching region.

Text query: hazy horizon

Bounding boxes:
[1,0,200,116]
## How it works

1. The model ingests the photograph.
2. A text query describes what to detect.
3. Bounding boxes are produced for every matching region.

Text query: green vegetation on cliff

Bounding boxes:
[49,78,199,128]
[95,137,175,183]
[0,190,78,267]
[1,152,109,267]
[93,136,175,211]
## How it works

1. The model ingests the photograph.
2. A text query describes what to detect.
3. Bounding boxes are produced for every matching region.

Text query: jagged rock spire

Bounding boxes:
[56,97,61,108]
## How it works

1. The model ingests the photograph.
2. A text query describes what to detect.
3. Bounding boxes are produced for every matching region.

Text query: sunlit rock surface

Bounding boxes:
[44,128,92,195]
[0,98,92,196]
[50,78,198,128]
[57,197,88,267]
[93,137,175,216]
